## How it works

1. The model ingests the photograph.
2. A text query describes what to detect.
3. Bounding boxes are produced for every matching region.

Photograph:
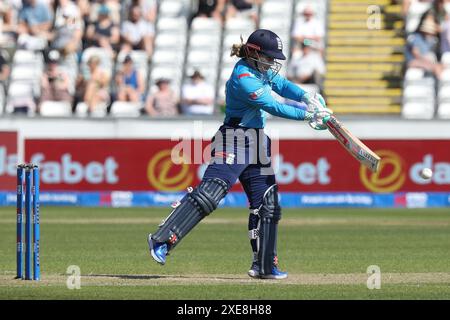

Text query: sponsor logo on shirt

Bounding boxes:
[249,88,264,100]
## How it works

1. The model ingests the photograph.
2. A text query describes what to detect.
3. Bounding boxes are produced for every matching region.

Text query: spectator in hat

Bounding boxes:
[291,5,325,50]
[114,55,145,103]
[181,70,215,115]
[406,10,445,79]
[85,4,120,55]
[145,78,179,117]
[287,39,326,87]
[75,55,110,113]
[89,0,121,25]
[39,50,73,111]
[120,4,155,57]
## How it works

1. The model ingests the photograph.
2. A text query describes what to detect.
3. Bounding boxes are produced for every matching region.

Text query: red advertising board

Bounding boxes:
[0,131,18,190]
[25,139,450,193]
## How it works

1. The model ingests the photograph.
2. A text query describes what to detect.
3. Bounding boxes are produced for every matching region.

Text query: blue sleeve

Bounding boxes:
[270,72,307,102]
[239,75,308,121]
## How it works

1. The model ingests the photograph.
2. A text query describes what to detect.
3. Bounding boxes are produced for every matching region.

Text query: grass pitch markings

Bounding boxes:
[1,273,450,287]
[0,217,449,227]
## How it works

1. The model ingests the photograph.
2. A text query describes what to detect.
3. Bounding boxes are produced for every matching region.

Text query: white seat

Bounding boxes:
[225,17,256,33]
[154,33,186,49]
[222,51,237,67]
[7,81,34,98]
[189,34,221,49]
[186,50,219,68]
[11,65,39,81]
[403,85,434,101]
[75,102,108,117]
[220,67,234,82]
[152,50,185,66]
[440,68,450,82]
[157,17,187,33]
[437,102,450,118]
[110,101,142,117]
[39,101,73,117]
[442,52,450,66]
[402,102,435,119]
[191,17,221,33]
[438,85,450,102]
[261,1,292,17]
[159,0,186,17]
[260,17,291,31]
[13,50,43,65]
[405,68,425,81]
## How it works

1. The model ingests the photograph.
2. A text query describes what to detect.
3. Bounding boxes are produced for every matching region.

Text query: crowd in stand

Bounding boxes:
[404,0,450,79]
[0,0,326,117]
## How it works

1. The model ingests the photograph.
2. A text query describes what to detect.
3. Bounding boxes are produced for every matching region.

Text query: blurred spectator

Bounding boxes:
[17,0,53,50]
[225,0,262,25]
[193,0,226,23]
[145,78,179,116]
[287,39,325,88]
[114,55,145,102]
[49,3,83,57]
[181,70,215,115]
[75,55,110,113]
[54,0,80,27]
[85,4,120,56]
[39,50,72,111]
[406,10,445,78]
[89,0,121,25]
[131,0,157,23]
[76,0,91,26]
[0,50,10,85]
[442,10,450,53]
[291,5,325,51]
[0,0,21,47]
[120,5,154,57]
[402,0,436,17]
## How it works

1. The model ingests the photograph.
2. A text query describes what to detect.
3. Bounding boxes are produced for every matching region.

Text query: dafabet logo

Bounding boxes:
[147,149,194,191]
[360,150,406,192]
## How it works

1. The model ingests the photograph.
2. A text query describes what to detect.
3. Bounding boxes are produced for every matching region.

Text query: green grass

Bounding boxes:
[0,207,449,300]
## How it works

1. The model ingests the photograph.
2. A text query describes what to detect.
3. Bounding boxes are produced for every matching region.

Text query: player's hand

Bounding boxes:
[305,108,333,130]
[303,93,333,130]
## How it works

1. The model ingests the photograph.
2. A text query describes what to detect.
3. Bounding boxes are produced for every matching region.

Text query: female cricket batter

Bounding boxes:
[148,29,332,279]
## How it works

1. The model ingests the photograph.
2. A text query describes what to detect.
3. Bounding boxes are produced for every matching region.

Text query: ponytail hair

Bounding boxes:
[230,35,247,58]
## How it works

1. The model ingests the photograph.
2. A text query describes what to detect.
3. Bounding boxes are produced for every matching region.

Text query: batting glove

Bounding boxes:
[302,93,333,130]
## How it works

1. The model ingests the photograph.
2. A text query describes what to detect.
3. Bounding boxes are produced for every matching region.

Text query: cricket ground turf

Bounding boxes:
[0,207,449,300]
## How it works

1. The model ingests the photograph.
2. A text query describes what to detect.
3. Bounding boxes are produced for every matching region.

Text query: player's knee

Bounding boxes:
[260,184,282,222]
[189,178,228,216]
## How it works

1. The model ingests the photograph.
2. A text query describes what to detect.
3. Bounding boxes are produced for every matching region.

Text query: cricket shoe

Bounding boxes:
[259,265,288,280]
[147,234,168,265]
[248,261,260,278]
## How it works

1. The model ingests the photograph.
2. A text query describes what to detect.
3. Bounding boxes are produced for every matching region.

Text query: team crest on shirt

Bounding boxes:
[249,88,265,99]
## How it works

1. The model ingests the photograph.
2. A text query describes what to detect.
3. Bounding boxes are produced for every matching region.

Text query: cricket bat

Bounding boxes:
[326,115,381,172]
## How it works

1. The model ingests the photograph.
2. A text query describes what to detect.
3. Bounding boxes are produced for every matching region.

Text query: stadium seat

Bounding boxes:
[442,52,450,66]
[402,101,435,119]
[11,65,38,81]
[437,102,450,118]
[191,17,221,34]
[186,50,219,68]
[403,85,434,101]
[109,101,143,117]
[438,85,450,102]
[405,68,425,81]
[152,49,185,67]
[225,17,256,35]
[260,1,292,17]
[158,0,188,18]
[154,33,187,50]
[39,101,73,117]
[157,17,187,33]
[189,34,221,50]
[75,102,108,117]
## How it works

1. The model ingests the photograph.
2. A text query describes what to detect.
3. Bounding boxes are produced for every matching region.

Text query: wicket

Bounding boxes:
[16,164,40,281]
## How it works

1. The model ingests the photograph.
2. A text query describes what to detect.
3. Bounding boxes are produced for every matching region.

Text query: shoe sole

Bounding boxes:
[259,274,288,280]
[147,233,165,265]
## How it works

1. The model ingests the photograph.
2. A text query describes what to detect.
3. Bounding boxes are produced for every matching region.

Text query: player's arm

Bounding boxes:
[239,75,308,121]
